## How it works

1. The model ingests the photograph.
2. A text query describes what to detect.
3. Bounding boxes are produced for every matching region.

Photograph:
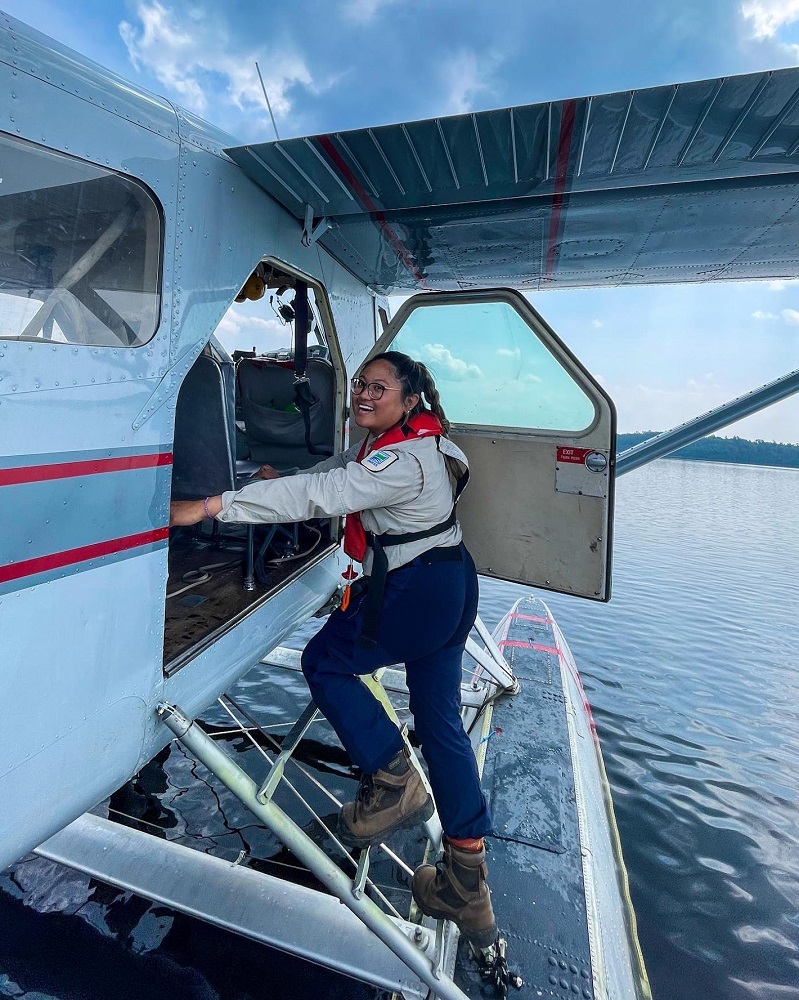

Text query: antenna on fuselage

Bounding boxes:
[255,62,280,141]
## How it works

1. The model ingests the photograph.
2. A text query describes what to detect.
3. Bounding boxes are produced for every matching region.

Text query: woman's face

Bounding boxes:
[351,359,419,437]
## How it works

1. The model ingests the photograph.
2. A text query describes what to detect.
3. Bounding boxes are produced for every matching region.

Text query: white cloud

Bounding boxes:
[767,279,799,292]
[420,343,483,380]
[215,306,288,355]
[341,0,403,23]
[607,375,799,444]
[741,0,799,39]
[497,347,521,358]
[591,318,604,329]
[439,49,502,116]
[521,373,542,383]
[686,374,720,390]
[755,306,799,325]
[611,380,727,434]
[218,308,285,337]
[119,1,313,121]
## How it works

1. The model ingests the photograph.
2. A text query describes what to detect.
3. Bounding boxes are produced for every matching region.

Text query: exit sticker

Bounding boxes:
[556,447,592,464]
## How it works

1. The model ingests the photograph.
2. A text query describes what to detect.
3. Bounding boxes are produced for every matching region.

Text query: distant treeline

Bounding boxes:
[617,433,799,469]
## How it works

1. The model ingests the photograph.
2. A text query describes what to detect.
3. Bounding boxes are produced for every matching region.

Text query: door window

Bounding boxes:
[389,299,595,431]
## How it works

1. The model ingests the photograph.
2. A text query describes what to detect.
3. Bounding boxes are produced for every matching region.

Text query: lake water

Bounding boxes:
[519,460,799,1000]
[1,459,798,999]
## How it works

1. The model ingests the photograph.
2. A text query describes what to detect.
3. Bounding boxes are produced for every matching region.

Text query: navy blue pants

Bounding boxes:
[301,543,492,841]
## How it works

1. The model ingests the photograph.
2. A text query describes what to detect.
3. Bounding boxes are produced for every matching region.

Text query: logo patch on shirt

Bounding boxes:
[363,449,398,473]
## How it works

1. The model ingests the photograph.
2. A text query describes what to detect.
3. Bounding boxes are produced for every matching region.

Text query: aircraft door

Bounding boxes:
[370,289,615,600]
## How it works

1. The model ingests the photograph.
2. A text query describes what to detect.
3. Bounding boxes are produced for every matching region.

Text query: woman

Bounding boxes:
[170,351,496,948]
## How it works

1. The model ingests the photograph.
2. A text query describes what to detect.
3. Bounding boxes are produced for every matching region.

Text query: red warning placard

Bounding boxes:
[556,446,592,464]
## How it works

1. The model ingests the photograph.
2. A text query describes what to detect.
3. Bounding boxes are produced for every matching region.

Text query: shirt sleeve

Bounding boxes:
[218,448,423,524]
[292,440,361,476]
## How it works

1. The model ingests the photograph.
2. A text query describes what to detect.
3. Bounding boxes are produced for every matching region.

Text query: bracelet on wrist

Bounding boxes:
[203,496,212,518]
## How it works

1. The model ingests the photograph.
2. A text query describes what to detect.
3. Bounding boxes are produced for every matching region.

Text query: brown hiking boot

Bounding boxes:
[412,839,498,949]
[338,749,434,848]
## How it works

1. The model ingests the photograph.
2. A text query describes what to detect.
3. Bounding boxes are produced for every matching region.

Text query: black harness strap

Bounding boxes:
[358,463,469,649]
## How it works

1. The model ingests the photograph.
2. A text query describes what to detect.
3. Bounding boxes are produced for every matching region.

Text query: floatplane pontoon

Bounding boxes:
[3,9,799,997]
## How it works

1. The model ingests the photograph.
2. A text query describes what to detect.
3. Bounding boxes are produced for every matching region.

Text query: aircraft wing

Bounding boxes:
[226,69,799,293]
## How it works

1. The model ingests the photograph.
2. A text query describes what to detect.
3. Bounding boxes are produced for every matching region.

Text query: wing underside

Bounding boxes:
[226,69,799,293]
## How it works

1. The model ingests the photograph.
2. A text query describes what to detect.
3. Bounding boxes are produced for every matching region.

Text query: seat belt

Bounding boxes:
[292,280,326,456]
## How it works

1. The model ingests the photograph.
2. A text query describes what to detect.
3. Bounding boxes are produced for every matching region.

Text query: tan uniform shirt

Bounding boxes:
[218,435,468,574]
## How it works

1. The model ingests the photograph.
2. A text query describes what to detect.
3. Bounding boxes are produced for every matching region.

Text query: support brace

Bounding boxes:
[353,848,371,899]
[302,203,332,247]
[35,813,431,997]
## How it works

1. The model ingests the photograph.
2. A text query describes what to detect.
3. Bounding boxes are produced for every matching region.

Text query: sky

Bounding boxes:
[5,0,799,442]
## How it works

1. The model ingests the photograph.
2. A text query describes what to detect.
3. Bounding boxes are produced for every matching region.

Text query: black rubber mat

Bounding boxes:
[455,595,595,1000]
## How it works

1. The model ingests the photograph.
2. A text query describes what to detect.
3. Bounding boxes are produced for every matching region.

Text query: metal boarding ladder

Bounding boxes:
[39,616,518,1000]
[165,615,516,997]
[157,698,473,1000]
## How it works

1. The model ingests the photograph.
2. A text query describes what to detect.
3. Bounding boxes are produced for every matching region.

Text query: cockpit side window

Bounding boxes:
[0,133,162,348]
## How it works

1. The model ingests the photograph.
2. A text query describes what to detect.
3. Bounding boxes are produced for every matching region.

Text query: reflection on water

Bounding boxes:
[1,460,798,999]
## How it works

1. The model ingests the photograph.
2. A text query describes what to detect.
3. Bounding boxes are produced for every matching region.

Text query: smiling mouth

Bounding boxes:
[357,404,375,412]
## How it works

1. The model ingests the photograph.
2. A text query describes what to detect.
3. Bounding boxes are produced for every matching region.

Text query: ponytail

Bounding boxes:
[369,351,451,436]
[415,365,450,436]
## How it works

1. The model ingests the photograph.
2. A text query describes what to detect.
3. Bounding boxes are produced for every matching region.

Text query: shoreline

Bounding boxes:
[617,433,799,471]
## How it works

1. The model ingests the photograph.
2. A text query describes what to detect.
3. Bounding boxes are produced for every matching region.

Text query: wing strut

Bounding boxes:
[617,366,799,475]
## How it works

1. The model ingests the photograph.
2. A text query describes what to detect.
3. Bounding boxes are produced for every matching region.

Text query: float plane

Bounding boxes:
[2,9,799,997]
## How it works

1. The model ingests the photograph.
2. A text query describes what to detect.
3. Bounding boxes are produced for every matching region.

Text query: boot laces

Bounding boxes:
[356,774,375,805]
[355,774,386,815]
[433,857,449,886]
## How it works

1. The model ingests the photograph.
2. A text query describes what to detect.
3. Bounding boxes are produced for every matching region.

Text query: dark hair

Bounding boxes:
[366,351,451,436]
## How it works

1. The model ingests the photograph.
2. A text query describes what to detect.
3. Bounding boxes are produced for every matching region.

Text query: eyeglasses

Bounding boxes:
[350,377,403,401]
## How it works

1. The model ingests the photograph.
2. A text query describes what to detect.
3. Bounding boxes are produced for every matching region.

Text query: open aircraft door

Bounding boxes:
[370,289,615,600]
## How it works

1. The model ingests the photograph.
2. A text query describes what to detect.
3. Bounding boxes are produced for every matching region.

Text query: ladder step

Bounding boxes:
[257,699,320,803]
[353,847,371,899]
[261,645,303,670]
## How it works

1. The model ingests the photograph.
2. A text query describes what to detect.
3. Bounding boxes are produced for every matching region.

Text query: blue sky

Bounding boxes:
[5,0,799,442]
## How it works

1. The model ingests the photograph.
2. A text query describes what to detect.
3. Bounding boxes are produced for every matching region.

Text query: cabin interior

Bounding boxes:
[165,264,343,672]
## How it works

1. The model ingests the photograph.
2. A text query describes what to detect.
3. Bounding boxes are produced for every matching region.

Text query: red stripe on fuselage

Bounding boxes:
[544,99,577,282]
[0,527,170,585]
[315,135,429,289]
[0,452,173,487]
